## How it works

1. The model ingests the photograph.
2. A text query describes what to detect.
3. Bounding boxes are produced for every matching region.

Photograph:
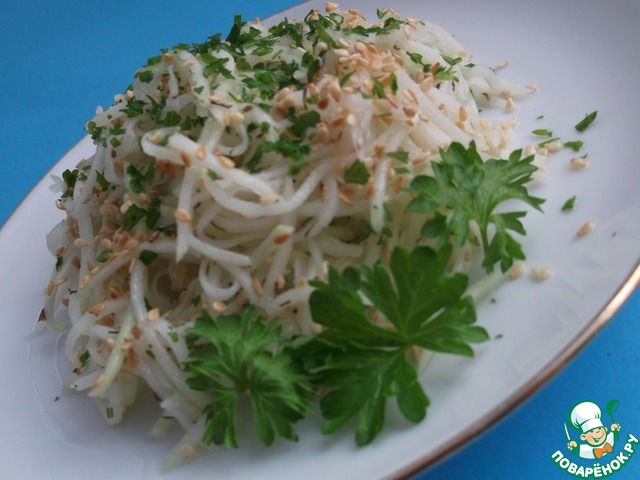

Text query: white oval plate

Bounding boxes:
[3,0,640,478]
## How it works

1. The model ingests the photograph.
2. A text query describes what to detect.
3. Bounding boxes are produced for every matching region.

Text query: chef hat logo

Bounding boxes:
[570,401,604,433]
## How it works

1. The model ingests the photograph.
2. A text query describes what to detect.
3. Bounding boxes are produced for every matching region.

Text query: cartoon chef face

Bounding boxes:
[581,426,609,447]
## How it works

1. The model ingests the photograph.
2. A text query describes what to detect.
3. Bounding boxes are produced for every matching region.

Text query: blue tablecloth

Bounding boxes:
[2,1,639,478]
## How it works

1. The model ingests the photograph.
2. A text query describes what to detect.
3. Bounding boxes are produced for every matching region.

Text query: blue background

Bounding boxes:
[2,1,639,478]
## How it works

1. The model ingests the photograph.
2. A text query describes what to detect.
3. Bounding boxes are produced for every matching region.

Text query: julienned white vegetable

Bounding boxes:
[41,3,542,468]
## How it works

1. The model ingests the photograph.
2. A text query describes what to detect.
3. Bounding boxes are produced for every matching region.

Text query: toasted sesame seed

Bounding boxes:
[385,93,399,109]
[275,275,286,290]
[334,48,349,58]
[403,106,417,118]
[174,209,192,223]
[530,266,552,281]
[496,59,510,69]
[570,157,589,169]
[458,106,468,122]
[74,238,89,249]
[273,231,291,245]
[210,301,226,313]
[227,111,245,124]
[537,147,550,157]
[420,76,434,93]
[179,151,191,167]
[150,131,165,144]
[142,309,158,323]
[508,263,526,280]
[55,199,66,211]
[577,221,595,237]
[339,192,354,206]
[53,277,69,287]
[89,303,107,316]
[79,275,90,289]
[218,154,235,169]
[124,238,139,251]
[252,277,264,295]
[505,97,516,113]
[545,141,563,153]
[182,59,196,68]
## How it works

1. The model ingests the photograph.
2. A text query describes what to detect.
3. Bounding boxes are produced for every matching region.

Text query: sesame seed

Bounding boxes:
[570,157,589,169]
[74,238,89,249]
[212,301,227,313]
[496,59,510,69]
[577,221,595,237]
[53,276,69,287]
[508,263,526,280]
[89,303,107,316]
[403,106,417,118]
[505,97,516,113]
[339,192,354,206]
[147,307,160,321]
[420,76,434,93]
[252,277,264,295]
[537,147,550,157]
[545,141,563,153]
[458,106,468,122]
[227,111,245,124]
[78,275,89,288]
[218,154,235,169]
[174,209,192,223]
[179,151,191,167]
[273,231,291,245]
[530,266,552,281]
[334,48,349,58]
[275,275,286,290]
[124,238,139,251]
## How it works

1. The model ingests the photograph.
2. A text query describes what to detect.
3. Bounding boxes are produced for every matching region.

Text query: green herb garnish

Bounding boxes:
[575,111,598,132]
[408,141,544,272]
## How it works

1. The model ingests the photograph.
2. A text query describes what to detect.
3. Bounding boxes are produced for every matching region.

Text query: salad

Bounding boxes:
[41,3,545,468]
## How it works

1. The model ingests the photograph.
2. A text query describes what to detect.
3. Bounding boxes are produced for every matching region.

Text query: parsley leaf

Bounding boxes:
[305,245,486,445]
[184,307,313,448]
[408,141,544,273]
[575,111,598,132]
[343,159,371,184]
[561,195,577,212]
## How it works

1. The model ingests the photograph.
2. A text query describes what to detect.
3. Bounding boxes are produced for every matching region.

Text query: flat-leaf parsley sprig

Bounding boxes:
[184,306,314,448]
[184,245,489,449]
[408,141,545,273]
[305,245,488,445]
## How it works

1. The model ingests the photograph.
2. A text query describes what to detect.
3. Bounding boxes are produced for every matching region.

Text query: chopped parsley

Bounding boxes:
[561,195,577,212]
[343,159,371,184]
[575,111,598,132]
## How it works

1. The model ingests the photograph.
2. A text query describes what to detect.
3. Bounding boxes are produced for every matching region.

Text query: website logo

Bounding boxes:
[551,400,638,478]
